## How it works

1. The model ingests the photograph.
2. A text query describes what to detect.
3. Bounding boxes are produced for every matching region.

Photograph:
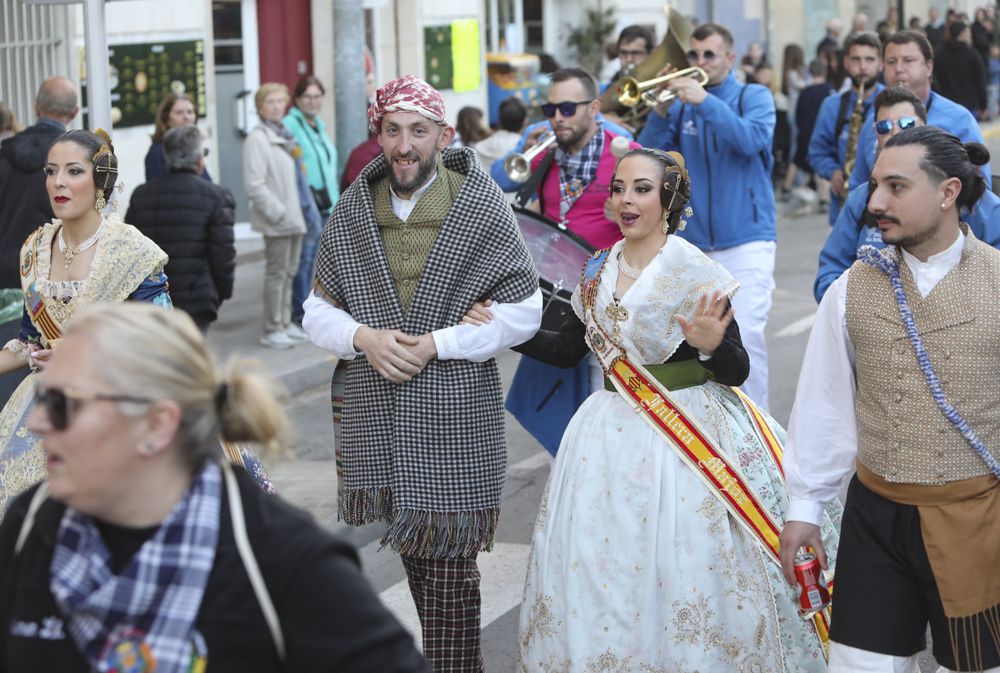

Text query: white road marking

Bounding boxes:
[378,542,532,650]
[509,450,552,472]
[774,312,816,338]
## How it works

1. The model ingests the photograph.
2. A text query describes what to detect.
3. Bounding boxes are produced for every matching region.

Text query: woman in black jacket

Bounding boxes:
[0,303,429,673]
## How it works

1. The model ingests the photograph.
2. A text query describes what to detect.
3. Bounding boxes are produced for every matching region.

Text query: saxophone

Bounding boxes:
[843,78,866,176]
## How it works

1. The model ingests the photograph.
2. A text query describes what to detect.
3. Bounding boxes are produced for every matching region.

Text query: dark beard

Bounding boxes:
[387,152,437,196]
[555,124,589,152]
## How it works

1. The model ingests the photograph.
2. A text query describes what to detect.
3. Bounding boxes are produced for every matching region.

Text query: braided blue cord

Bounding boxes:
[857,245,1000,479]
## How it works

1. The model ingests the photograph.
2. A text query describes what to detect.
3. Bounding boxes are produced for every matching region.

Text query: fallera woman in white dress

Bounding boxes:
[470,149,842,672]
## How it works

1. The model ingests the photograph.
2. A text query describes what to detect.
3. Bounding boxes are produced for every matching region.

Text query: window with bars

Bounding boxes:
[0,0,72,129]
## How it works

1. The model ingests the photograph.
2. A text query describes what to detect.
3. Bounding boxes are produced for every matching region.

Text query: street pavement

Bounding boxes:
[213,123,1000,669]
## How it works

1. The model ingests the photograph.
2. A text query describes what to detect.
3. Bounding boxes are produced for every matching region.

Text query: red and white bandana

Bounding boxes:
[368,75,447,133]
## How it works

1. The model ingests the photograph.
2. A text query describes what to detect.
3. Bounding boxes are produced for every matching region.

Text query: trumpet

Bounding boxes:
[616,67,709,108]
[504,132,557,183]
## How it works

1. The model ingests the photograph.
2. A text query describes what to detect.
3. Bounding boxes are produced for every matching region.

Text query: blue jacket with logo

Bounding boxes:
[813,182,1000,301]
[637,73,776,250]
[806,83,884,225]
[848,91,991,189]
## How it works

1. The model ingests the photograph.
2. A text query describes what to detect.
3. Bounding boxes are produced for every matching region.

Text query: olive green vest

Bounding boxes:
[845,230,1000,485]
[371,160,465,313]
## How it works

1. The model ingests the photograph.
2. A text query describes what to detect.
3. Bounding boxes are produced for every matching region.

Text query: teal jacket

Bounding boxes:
[283,106,339,214]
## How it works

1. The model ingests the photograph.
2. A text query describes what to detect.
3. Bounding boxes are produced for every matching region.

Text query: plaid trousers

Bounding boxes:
[401,554,484,673]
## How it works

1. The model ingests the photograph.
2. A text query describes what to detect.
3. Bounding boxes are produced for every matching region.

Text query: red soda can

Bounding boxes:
[794,551,831,618]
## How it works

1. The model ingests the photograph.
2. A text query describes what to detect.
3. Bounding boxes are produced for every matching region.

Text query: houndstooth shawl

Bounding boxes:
[314,147,538,558]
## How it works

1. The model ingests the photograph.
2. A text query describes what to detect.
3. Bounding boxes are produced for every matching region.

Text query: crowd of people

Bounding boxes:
[0,6,997,673]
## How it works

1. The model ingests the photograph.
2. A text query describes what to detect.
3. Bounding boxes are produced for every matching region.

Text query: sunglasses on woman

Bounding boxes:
[34,384,154,431]
[874,117,918,135]
[541,100,593,118]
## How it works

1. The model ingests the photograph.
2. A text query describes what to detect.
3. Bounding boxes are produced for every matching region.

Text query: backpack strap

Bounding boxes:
[13,482,49,556]
[834,89,853,142]
[222,461,286,662]
[514,147,556,208]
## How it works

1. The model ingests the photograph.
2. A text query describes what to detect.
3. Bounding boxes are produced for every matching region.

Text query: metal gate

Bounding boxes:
[0,0,72,127]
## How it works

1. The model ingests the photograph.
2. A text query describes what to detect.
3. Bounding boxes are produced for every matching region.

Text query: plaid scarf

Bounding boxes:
[554,122,605,219]
[314,147,538,559]
[50,462,221,673]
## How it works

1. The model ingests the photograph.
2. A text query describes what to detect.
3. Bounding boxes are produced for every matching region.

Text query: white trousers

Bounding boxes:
[705,240,775,412]
[829,642,1000,673]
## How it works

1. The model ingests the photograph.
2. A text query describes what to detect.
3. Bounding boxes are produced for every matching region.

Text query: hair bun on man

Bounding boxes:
[965,142,990,167]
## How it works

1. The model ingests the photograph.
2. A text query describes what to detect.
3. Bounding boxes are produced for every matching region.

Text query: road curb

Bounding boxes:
[274,356,337,398]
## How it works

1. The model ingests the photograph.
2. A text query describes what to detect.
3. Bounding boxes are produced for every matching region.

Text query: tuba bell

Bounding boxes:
[600,6,694,116]
[504,132,557,184]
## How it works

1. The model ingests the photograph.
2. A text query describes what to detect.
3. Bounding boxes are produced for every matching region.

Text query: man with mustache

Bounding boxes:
[301,75,541,673]
[848,30,991,190]
[782,126,1000,673]
[807,31,884,226]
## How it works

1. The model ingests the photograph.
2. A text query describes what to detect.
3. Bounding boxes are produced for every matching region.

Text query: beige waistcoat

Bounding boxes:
[845,229,1000,485]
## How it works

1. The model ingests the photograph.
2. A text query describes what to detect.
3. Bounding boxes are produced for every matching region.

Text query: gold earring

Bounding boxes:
[661,212,670,235]
[95,192,107,213]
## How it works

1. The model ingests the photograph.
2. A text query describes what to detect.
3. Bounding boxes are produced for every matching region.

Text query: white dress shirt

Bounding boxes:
[302,170,543,362]
[785,231,966,526]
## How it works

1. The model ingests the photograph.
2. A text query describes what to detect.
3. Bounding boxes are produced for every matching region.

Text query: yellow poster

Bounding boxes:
[451,19,481,92]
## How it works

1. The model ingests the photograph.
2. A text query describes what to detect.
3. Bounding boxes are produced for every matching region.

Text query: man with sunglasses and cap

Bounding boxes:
[814,85,1000,302]
[637,22,777,411]
[807,31,884,227]
[848,30,991,191]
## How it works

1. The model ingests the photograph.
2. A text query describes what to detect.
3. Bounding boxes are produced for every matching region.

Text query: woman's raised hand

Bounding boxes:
[674,291,733,357]
[461,299,494,326]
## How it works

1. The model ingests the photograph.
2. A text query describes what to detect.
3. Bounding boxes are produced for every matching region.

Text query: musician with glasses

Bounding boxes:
[814,86,1000,302]
[502,67,639,456]
[807,31,884,226]
[520,67,640,250]
[848,30,991,192]
[637,22,777,411]
[604,24,656,90]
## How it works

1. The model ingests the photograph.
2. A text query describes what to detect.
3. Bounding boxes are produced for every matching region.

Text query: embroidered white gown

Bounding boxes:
[518,237,842,673]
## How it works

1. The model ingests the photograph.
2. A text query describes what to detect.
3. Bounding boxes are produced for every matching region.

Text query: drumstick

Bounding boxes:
[611,136,630,159]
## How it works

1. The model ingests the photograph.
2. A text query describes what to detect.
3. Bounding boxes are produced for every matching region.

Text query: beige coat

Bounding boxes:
[242,124,307,237]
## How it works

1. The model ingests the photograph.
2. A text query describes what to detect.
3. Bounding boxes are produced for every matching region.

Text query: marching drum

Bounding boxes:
[513,206,595,330]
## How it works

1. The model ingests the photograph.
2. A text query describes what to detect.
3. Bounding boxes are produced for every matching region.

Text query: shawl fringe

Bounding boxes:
[340,486,498,558]
[948,606,1000,672]
[381,507,499,559]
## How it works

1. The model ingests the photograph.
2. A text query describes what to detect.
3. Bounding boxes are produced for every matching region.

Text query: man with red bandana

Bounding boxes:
[301,75,541,672]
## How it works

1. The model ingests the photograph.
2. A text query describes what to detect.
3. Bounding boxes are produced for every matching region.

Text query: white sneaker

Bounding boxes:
[259,331,295,349]
[284,324,309,342]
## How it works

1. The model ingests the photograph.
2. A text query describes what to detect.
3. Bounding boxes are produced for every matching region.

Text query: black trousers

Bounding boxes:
[830,475,1000,671]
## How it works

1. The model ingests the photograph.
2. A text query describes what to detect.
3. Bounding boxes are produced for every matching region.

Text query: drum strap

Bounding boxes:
[514,147,556,208]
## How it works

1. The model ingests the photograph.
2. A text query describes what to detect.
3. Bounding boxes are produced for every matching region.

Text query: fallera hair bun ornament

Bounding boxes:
[662,165,691,212]
[665,151,687,169]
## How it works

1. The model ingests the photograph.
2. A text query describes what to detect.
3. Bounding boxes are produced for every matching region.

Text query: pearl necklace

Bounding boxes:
[617,251,643,280]
[58,219,106,269]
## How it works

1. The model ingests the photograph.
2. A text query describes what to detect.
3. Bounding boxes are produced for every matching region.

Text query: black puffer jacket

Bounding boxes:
[0,121,63,289]
[126,169,236,326]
